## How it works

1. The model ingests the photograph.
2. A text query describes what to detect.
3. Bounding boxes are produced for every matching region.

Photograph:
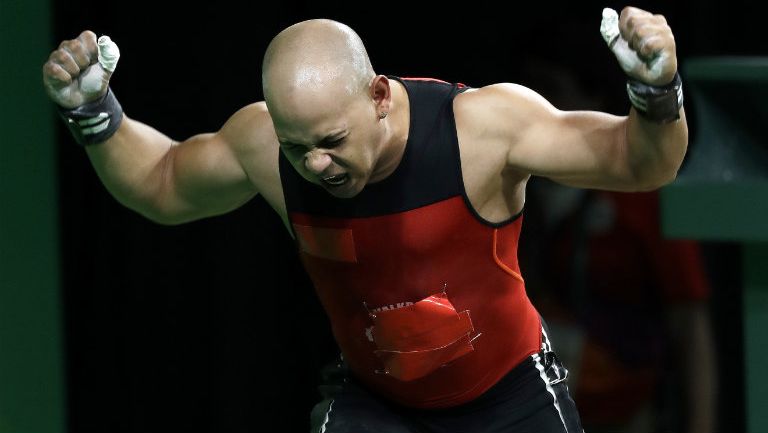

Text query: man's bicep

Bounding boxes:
[167,132,257,220]
[160,104,272,223]
[511,109,635,190]
[461,84,634,190]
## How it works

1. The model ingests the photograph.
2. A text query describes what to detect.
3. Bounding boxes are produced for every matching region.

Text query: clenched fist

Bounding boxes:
[42,30,120,109]
[601,6,678,86]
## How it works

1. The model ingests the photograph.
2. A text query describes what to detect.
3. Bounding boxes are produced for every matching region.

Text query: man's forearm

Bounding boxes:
[84,115,176,222]
[625,108,688,190]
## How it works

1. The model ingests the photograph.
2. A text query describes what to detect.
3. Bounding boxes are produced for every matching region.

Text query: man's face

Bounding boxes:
[271,87,381,199]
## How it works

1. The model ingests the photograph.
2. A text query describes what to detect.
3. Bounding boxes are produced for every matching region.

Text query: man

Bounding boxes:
[43,6,687,432]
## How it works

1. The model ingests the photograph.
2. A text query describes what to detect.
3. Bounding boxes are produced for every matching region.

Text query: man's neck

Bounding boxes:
[369,79,410,183]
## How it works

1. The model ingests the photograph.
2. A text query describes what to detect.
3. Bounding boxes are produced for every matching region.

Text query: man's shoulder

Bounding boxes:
[454,83,549,112]
[224,101,273,137]
[217,101,286,209]
[453,83,552,141]
[218,101,279,155]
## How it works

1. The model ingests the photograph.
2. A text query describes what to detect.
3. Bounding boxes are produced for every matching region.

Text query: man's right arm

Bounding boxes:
[44,30,268,225]
[84,109,260,225]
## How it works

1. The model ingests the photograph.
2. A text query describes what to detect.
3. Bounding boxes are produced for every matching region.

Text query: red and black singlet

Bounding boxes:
[278,77,542,409]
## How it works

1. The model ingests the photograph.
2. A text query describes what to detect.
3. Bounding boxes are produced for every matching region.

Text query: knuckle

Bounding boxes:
[625,15,639,31]
[59,39,77,52]
[621,6,644,22]
[44,62,67,80]
[640,41,656,56]
[80,30,97,41]
[53,50,70,62]
[78,30,98,51]
[49,50,63,61]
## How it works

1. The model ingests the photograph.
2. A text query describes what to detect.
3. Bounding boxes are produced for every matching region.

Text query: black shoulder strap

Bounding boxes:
[279,77,469,218]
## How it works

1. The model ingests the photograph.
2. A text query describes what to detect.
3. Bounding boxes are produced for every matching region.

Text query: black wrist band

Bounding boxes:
[626,72,683,124]
[57,87,124,146]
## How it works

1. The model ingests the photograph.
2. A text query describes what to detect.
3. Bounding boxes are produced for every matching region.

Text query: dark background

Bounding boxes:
[53,1,764,432]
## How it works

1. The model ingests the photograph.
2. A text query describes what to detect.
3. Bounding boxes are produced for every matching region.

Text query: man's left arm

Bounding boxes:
[457,6,687,192]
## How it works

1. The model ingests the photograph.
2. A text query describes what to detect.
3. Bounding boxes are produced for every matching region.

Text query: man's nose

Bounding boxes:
[304,149,332,175]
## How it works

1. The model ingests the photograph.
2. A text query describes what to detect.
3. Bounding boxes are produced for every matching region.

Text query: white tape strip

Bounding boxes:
[599,8,620,47]
[600,8,643,73]
[600,7,667,83]
[97,35,120,72]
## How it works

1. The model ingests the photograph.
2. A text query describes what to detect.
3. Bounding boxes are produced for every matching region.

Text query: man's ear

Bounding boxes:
[370,75,392,117]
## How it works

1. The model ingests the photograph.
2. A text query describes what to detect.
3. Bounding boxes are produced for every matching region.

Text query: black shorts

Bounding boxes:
[310,324,583,433]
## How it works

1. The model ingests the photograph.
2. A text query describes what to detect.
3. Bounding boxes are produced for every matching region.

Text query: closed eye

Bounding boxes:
[318,136,347,149]
[280,142,303,152]
[280,134,347,151]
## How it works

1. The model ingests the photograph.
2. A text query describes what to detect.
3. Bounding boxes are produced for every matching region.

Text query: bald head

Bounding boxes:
[262,19,375,118]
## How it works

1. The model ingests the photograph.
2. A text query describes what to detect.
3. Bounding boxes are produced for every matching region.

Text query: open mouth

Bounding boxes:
[322,173,349,186]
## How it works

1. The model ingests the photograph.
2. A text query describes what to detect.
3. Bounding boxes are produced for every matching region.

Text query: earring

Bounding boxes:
[379,111,388,119]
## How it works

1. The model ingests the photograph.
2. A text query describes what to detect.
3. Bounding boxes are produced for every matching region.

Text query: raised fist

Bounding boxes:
[601,7,678,86]
[42,30,120,109]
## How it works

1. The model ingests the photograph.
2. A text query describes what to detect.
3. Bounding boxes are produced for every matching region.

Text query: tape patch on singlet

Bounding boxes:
[293,224,358,263]
[367,291,479,381]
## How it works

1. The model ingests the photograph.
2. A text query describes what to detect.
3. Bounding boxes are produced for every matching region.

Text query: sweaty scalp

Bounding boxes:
[261,19,375,110]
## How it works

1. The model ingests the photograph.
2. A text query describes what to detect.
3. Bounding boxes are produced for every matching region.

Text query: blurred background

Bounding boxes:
[1,0,766,432]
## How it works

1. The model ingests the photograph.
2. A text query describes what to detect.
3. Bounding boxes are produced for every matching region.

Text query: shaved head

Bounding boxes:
[262,19,376,121]
[261,19,403,199]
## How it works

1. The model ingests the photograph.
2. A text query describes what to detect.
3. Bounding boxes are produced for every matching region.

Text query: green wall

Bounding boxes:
[0,0,66,432]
